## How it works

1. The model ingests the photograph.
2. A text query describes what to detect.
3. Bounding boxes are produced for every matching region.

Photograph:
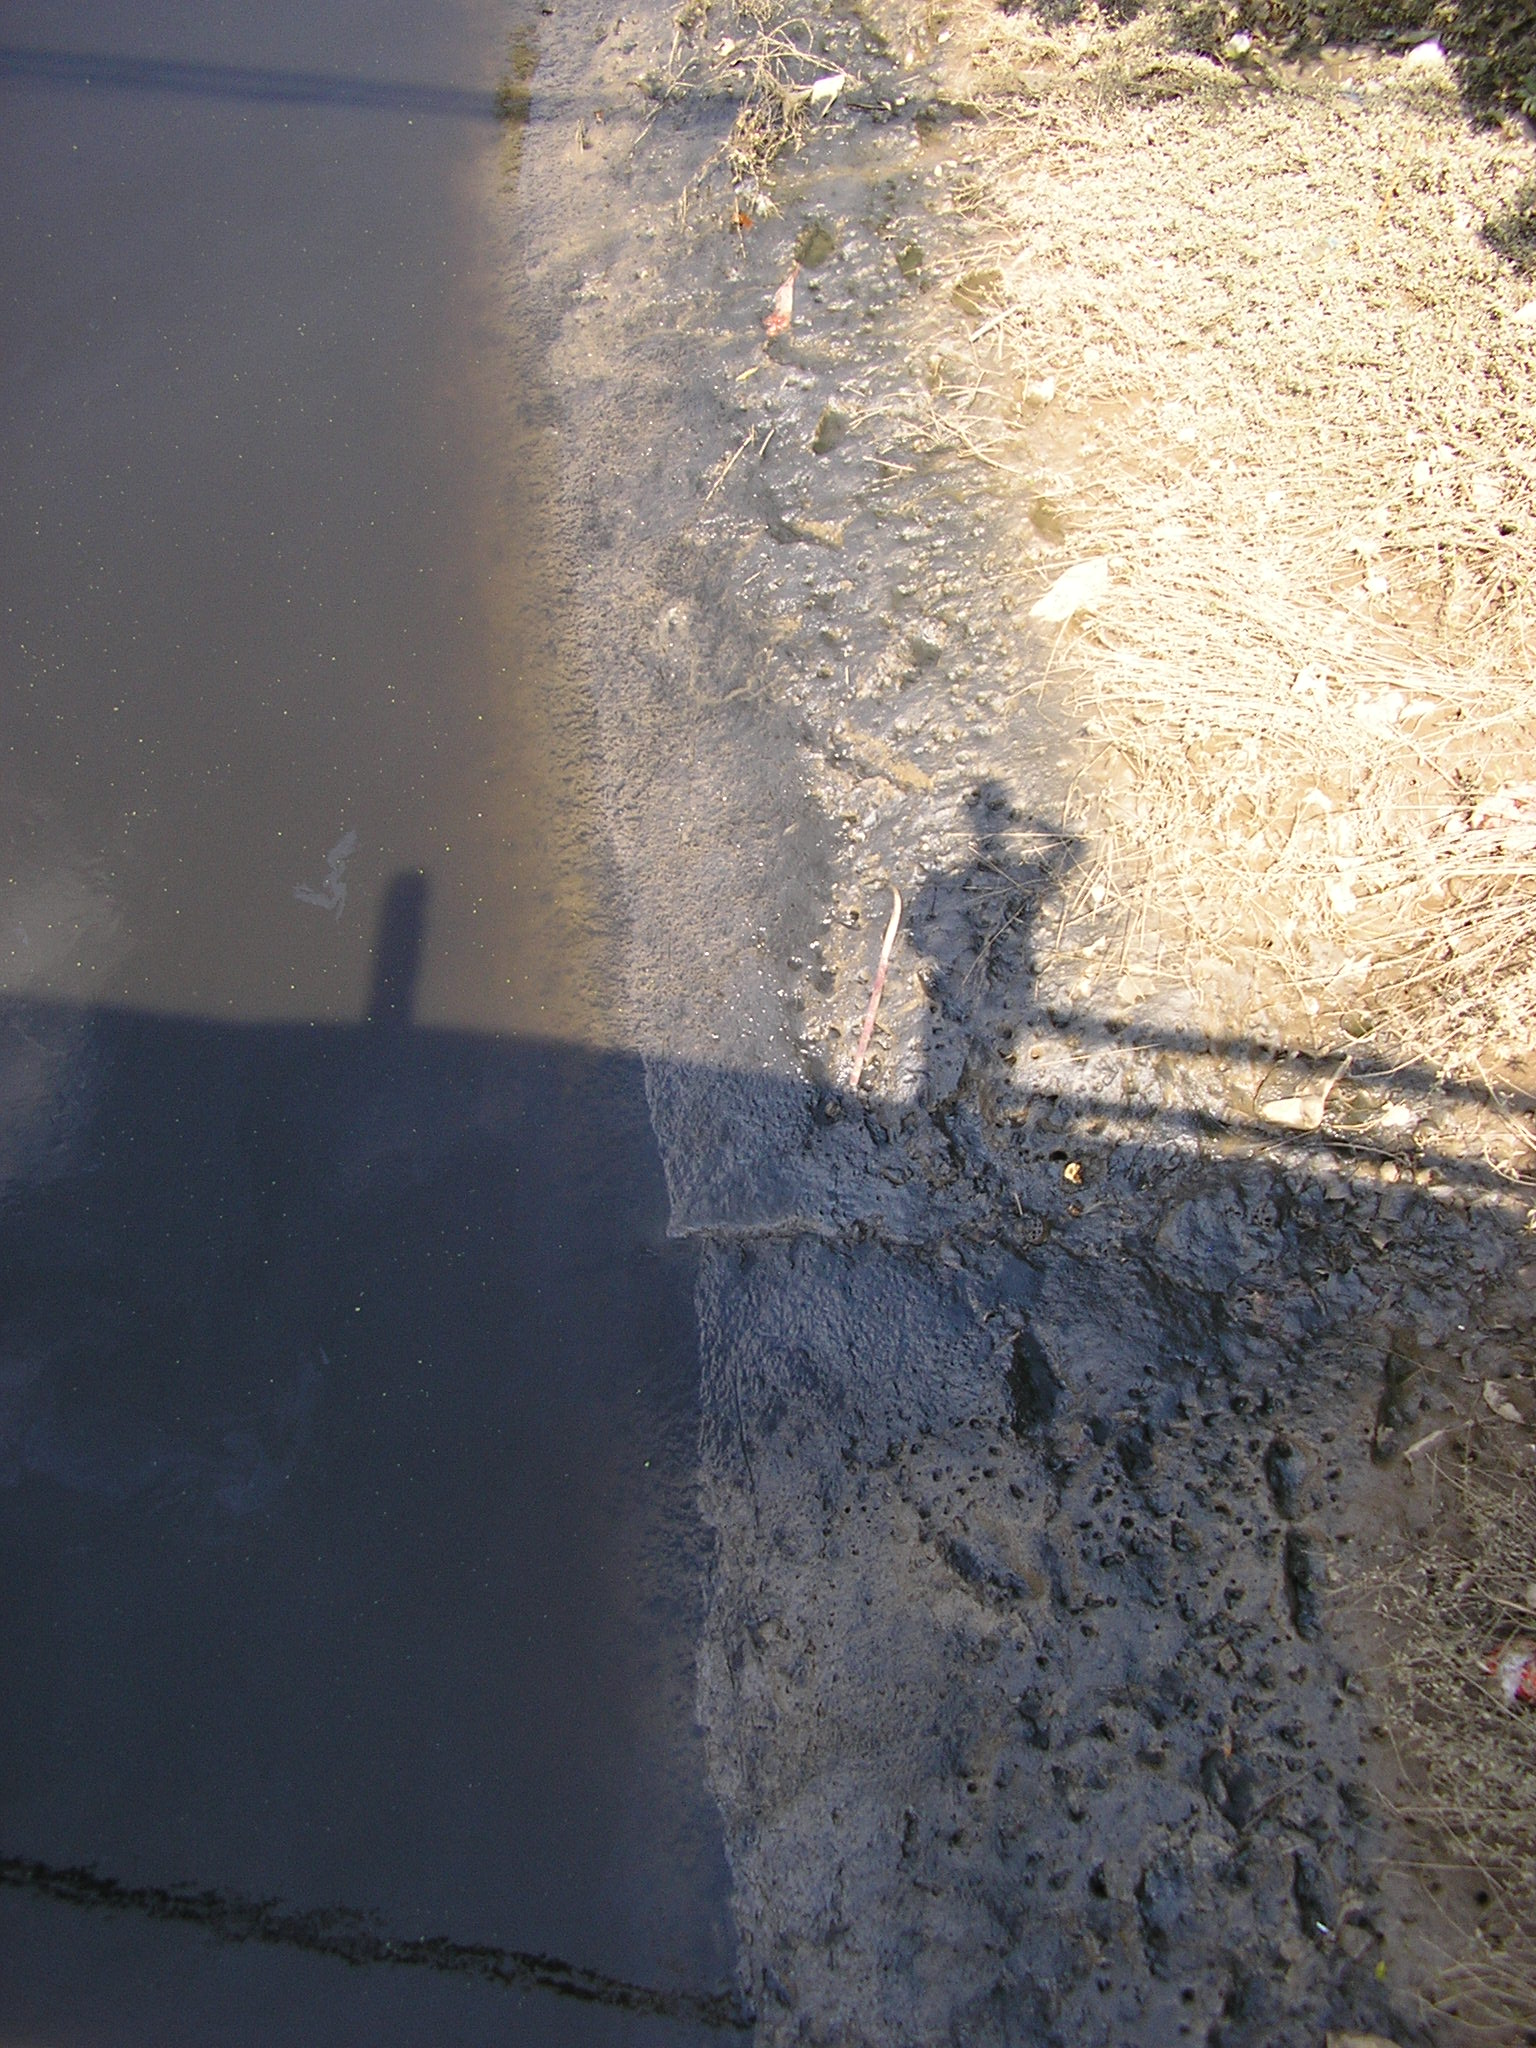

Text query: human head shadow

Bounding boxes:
[901,777,1082,1106]
[991,0,1533,164]
[367,868,428,1028]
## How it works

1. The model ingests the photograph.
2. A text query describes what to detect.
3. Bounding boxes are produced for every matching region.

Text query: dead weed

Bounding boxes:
[1373,1426,1536,2036]
[662,3,858,216]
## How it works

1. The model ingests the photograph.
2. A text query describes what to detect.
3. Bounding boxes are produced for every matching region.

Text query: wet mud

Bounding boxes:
[514,1,1536,2041]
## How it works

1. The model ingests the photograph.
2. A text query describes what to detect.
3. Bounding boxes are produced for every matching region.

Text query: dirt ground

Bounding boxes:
[505,2,1536,2039]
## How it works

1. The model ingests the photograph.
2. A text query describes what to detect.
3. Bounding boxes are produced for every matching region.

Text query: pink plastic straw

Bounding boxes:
[849,887,903,1091]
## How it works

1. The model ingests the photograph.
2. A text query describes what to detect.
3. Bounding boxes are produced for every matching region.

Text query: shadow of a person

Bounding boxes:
[367,869,428,1029]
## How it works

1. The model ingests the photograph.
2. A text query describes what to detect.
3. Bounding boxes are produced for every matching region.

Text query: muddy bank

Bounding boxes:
[516,1,1536,2040]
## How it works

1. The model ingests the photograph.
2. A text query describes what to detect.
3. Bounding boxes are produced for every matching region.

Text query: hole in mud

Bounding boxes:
[794,219,837,267]
[1007,1327,1060,1435]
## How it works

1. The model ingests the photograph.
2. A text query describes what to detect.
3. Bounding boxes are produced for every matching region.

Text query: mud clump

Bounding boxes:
[1284,1528,1325,1640]
[1263,1435,1309,1520]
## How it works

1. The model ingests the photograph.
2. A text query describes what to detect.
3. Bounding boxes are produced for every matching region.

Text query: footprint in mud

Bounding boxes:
[294,829,357,916]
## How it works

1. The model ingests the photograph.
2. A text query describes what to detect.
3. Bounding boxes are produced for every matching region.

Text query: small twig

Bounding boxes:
[849,886,903,1091]
[703,425,763,503]
[1404,1419,1476,1464]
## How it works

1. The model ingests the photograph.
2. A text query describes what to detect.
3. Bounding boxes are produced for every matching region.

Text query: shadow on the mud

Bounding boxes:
[1218,0,1536,126]
[905,779,1525,1197]
[0,861,1528,2035]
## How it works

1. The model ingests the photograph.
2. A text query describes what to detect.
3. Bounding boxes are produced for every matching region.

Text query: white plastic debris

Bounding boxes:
[1259,1060,1348,1132]
[294,829,357,916]
[1325,877,1360,917]
[1469,782,1536,855]
[808,71,848,111]
[1029,557,1110,623]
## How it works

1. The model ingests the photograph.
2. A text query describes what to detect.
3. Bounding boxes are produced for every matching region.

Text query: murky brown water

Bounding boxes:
[0,0,735,2038]
[1,0,597,1038]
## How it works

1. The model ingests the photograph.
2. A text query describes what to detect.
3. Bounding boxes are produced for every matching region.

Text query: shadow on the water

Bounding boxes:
[0,45,502,119]
[0,871,739,2044]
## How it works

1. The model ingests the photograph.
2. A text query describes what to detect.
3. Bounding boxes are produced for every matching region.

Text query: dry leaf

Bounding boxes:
[1405,1421,1471,1463]
[1260,1095,1327,1131]
[839,727,933,793]
[1029,557,1110,623]
[1484,1380,1523,1424]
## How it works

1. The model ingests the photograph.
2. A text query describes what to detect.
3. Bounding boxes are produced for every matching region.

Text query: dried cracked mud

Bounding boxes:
[510,6,1536,2040]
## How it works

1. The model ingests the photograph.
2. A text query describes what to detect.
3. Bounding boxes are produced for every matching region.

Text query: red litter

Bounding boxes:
[763,262,799,340]
[1487,1638,1536,1705]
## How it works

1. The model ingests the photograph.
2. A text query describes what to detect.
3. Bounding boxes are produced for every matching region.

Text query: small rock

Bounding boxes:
[811,405,849,454]
[779,512,847,549]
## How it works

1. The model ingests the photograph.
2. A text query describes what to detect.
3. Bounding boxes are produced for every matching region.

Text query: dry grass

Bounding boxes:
[1374,1428,1536,2036]
[661,5,857,217]
[915,4,1536,1084]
